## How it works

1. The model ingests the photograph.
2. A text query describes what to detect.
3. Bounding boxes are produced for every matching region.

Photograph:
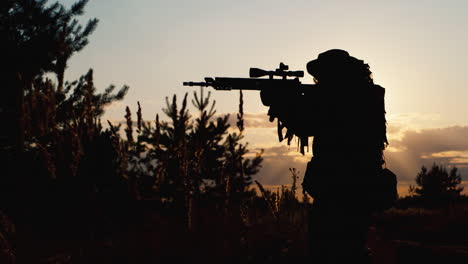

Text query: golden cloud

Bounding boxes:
[214,112,276,129]
[252,145,310,186]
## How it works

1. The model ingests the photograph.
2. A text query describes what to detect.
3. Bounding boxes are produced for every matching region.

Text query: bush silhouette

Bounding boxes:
[409,163,464,207]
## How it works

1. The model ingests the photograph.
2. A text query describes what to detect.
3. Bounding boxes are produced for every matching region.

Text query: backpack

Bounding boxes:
[302,160,398,211]
[372,167,398,211]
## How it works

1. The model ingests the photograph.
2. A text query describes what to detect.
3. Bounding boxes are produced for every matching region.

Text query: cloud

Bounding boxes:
[393,126,468,154]
[253,124,468,196]
[214,112,276,129]
[386,125,468,183]
[252,145,310,186]
[386,112,445,140]
[387,112,442,127]
[241,111,468,190]
[386,123,402,135]
[243,113,276,128]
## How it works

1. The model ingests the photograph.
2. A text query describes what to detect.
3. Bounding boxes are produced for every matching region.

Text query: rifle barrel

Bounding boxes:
[183,77,316,92]
[183,82,211,87]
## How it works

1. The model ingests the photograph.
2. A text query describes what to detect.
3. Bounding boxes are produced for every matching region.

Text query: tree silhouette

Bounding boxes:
[2,0,98,153]
[0,1,129,254]
[1,0,128,183]
[409,163,464,206]
[125,88,263,205]
[116,88,263,233]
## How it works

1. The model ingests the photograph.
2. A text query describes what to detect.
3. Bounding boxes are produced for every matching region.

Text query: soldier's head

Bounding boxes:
[306,49,373,86]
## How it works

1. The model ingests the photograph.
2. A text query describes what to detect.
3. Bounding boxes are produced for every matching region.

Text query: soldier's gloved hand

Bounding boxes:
[260,89,272,106]
[260,88,281,107]
[267,107,280,122]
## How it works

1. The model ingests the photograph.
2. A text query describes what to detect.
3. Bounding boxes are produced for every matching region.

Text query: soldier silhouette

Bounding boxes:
[260,49,391,263]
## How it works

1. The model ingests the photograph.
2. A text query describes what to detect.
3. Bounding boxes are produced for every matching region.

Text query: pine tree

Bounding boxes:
[128,88,263,205]
[409,163,464,206]
[2,0,98,152]
[1,0,129,236]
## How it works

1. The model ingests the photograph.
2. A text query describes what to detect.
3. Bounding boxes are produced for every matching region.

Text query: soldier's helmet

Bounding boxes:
[306,49,351,80]
[306,49,372,85]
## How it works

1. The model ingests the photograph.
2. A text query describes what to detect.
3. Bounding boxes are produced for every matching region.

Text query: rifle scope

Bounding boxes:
[249,63,304,79]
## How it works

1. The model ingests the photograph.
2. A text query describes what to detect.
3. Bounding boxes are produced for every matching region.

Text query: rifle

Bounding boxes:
[184,63,317,154]
[183,63,316,92]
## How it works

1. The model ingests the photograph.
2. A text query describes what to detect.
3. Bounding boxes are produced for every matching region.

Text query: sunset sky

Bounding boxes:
[65,0,468,194]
